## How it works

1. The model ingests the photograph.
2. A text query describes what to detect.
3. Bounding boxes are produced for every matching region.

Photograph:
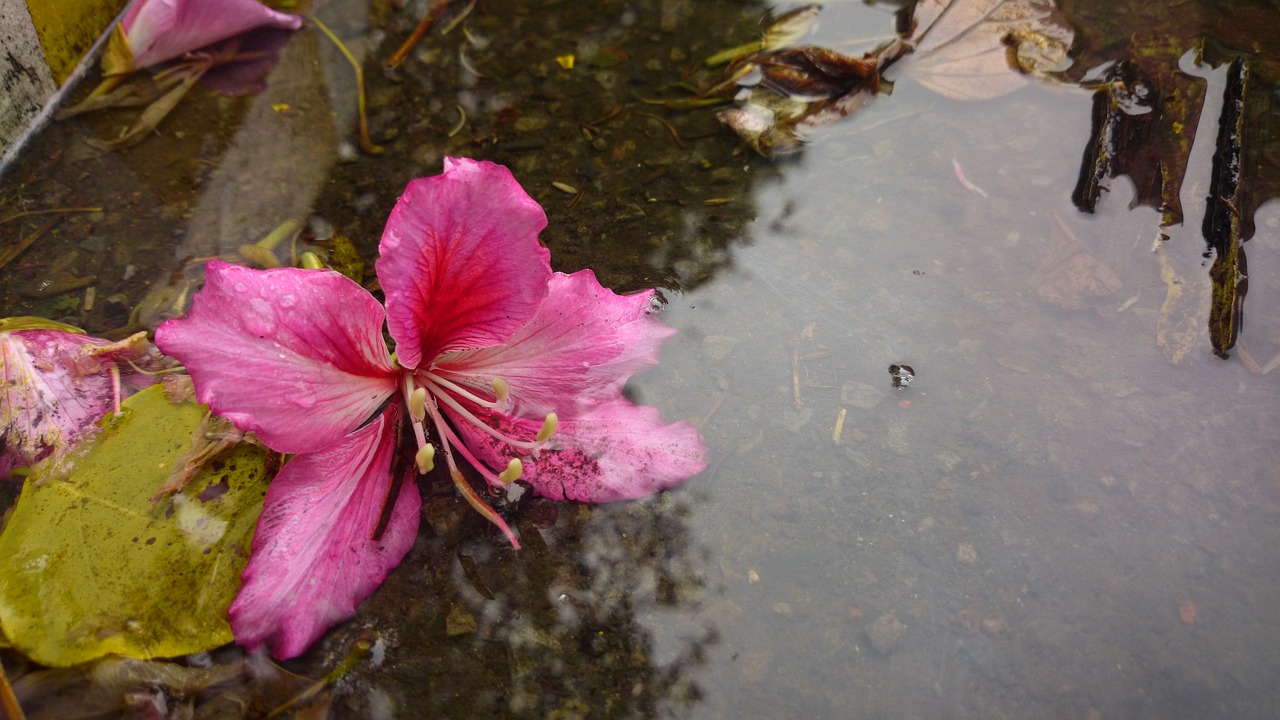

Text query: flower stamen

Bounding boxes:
[399,375,434,474]
[419,369,507,410]
[535,413,558,443]
[418,375,544,452]
[408,387,427,423]
[415,444,435,473]
[491,377,510,404]
[498,458,522,484]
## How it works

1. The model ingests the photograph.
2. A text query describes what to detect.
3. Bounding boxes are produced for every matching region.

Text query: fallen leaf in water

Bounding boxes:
[0,385,269,666]
[705,0,1072,152]
[12,653,322,718]
[1030,213,1122,309]
[715,46,881,153]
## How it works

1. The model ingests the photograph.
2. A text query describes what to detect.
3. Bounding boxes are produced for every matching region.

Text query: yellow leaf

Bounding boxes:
[0,385,269,666]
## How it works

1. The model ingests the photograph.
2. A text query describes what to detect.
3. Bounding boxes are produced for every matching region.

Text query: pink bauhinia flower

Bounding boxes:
[103,0,302,76]
[155,157,708,659]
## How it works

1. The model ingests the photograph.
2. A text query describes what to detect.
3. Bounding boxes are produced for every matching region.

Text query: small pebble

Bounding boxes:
[1073,502,1101,520]
[868,611,905,655]
[445,604,477,636]
[336,142,359,163]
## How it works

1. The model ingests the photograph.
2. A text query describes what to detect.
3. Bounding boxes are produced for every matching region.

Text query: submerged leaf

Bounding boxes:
[0,385,270,666]
[13,653,320,718]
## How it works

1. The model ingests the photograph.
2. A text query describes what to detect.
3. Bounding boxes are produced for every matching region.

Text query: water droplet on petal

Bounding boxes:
[243,298,278,337]
[293,384,318,408]
[279,294,298,308]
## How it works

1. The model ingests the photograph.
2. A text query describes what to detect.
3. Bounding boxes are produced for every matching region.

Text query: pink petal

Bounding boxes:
[155,261,399,454]
[0,329,158,477]
[229,406,420,659]
[0,331,114,474]
[434,270,675,418]
[452,399,708,503]
[377,157,551,369]
[123,0,301,70]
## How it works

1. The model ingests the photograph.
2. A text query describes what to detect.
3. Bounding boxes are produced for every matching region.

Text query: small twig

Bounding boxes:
[832,407,847,445]
[1260,349,1280,375]
[440,0,477,35]
[1236,343,1264,373]
[1049,209,1079,244]
[310,17,384,155]
[583,105,623,128]
[267,632,379,718]
[634,111,686,149]
[458,49,483,78]
[0,207,102,225]
[791,348,804,408]
[698,392,728,427]
[0,216,61,271]
[385,0,449,69]
[447,103,467,137]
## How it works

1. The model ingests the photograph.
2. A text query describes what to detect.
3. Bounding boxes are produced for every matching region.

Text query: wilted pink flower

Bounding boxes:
[105,0,302,76]
[0,329,159,478]
[156,157,707,658]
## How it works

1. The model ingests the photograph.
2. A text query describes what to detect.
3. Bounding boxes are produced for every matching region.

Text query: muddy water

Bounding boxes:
[2,1,1279,718]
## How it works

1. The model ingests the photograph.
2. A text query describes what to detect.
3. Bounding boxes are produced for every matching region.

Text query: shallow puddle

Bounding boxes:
[2,1,1279,718]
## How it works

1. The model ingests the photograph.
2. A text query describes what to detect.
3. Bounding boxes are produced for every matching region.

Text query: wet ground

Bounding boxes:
[2,0,1279,718]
